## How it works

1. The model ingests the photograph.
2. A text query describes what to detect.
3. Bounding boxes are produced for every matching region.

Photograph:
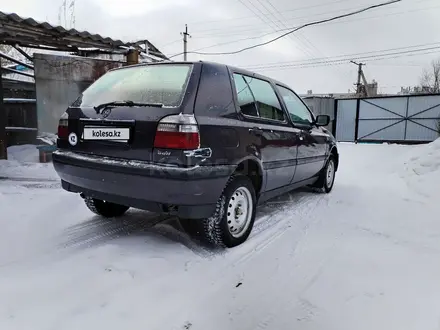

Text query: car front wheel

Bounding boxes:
[312,155,336,193]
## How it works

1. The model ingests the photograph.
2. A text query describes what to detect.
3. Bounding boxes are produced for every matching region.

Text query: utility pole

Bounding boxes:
[351,60,366,97]
[181,24,191,61]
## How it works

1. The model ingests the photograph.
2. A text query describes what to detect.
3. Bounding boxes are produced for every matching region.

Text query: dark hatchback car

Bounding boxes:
[53,61,339,248]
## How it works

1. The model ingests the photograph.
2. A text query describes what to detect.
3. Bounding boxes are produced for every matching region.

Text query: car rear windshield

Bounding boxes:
[74,64,193,108]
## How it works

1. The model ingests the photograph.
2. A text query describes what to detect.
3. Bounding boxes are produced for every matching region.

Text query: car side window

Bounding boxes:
[232,74,258,117]
[244,77,285,121]
[277,85,313,126]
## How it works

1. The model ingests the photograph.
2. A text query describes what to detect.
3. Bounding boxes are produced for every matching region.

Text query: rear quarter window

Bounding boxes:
[194,64,236,116]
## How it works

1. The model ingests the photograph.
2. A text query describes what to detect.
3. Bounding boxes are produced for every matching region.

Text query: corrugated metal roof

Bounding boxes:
[0,11,167,60]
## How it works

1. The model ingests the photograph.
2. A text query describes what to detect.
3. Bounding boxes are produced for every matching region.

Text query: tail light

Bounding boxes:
[154,114,200,150]
[57,112,69,139]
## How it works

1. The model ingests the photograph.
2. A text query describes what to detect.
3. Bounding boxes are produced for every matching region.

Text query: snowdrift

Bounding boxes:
[400,138,440,196]
[0,145,57,180]
[6,144,39,163]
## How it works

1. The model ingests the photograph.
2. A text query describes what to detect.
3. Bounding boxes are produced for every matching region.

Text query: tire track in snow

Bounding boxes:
[58,212,172,250]
[0,186,328,276]
[0,178,60,190]
[169,193,333,330]
[59,212,215,258]
[150,222,219,259]
[224,191,328,268]
[0,212,172,271]
[256,297,319,329]
[0,176,58,182]
[256,198,347,329]
[233,196,336,330]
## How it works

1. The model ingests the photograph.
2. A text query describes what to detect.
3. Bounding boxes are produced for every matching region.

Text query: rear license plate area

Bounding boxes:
[79,119,134,144]
[82,126,130,142]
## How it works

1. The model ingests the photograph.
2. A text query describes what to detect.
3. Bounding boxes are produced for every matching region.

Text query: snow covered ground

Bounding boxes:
[1,141,440,330]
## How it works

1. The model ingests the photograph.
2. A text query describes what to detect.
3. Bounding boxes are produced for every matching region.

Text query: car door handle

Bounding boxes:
[249,127,264,136]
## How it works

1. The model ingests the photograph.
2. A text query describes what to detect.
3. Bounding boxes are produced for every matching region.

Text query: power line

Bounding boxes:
[243,46,440,71]
[159,39,182,48]
[234,0,314,57]
[245,42,440,69]
[166,0,402,59]
[242,53,435,72]
[236,0,278,30]
[253,47,440,69]
[172,21,440,60]
[189,0,358,26]
[194,3,366,35]
[259,0,351,88]
[367,62,424,67]
[256,0,318,57]
[192,1,437,41]
[191,32,281,52]
[243,0,279,30]
[193,0,438,39]
[188,11,301,52]
[187,1,440,54]
[264,0,330,59]
[250,0,316,57]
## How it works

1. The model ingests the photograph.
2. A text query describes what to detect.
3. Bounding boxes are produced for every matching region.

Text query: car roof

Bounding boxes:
[110,60,292,90]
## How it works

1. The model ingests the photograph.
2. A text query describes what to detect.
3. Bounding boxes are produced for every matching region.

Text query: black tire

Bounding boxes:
[180,175,257,248]
[84,197,129,218]
[312,155,336,193]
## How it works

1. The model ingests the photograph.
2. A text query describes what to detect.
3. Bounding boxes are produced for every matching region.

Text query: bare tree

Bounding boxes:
[417,59,440,135]
[420,59,440,94]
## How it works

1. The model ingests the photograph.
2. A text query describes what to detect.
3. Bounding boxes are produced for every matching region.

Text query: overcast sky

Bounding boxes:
[3,0,440,94]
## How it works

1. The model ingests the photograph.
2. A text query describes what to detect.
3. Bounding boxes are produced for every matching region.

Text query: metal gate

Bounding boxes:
[335,94,440,143]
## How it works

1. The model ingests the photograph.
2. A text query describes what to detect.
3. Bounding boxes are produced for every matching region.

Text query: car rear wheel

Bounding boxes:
[180,174,257,248]
[312,155,336,193]
[84,197,129,218]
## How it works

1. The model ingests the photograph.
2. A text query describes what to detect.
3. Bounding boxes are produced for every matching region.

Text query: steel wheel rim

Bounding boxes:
[227,186,253,238]
[326,159,335,188]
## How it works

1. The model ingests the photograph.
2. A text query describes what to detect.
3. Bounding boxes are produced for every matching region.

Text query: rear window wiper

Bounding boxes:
[94,100,163,114]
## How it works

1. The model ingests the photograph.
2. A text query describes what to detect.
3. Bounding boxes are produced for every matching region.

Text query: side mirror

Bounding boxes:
[315,114,330,127]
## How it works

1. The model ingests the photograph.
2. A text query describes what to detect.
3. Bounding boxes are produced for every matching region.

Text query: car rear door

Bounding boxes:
[58,63,198,163]
[231,73,297,192]
[276,85,327,183]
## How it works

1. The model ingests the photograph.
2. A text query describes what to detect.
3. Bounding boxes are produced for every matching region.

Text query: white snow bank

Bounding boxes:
[7,144,39,163]
[0,145,57,180]
[399,138,440,197]
[402,138,440,175]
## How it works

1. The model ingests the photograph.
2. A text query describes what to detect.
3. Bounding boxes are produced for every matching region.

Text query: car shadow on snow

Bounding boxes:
[59,187,319,256]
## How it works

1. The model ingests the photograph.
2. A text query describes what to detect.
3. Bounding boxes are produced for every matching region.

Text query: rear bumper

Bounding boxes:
[52,150,235,219]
